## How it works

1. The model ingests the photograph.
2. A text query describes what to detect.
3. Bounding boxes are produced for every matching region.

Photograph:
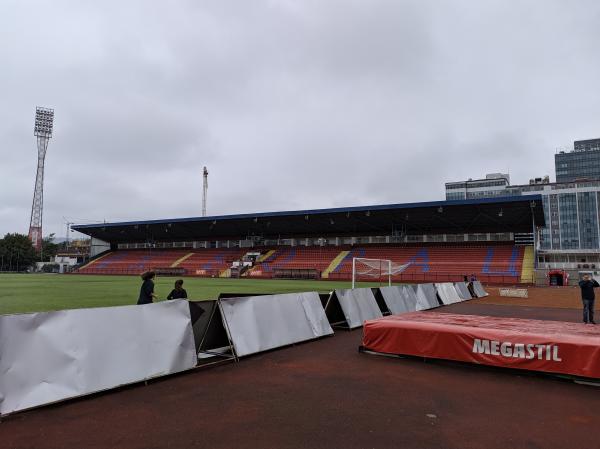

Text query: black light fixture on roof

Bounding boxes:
[498,208,503,217]
[365,210,370,217]
[437,206,443,213]
[330,218,335,225]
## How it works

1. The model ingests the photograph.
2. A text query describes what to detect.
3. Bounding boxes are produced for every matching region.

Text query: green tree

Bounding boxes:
[42,233,60,262]
[0,233,38,272]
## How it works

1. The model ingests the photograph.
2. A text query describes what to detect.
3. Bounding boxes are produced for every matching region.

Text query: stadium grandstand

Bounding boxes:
[72,195,544,284]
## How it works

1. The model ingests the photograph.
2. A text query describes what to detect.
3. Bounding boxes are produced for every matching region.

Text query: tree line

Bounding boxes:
[0,233,61,272]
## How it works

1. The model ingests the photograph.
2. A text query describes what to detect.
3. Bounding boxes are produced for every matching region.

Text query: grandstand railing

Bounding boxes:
[74,268,222,277]
[327,272,522,284]
[73,267,527,284]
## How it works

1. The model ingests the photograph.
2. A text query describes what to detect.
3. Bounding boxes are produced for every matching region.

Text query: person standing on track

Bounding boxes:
[167,279,188,300]
[137,271,158,305]
[579,274,599,324]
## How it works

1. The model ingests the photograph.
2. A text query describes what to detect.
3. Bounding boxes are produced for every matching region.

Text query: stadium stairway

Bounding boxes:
[244,249,278,277]
[257,250,277,263]
[170,252,194,268]
[520,246,535,283]
[321,250,350,278]
[77,251,112,271]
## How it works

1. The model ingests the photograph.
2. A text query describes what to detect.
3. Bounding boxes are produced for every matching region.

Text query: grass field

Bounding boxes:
[0,273,391,315]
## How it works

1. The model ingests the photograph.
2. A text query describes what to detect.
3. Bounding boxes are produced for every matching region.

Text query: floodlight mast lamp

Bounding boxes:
[29,107,54,252]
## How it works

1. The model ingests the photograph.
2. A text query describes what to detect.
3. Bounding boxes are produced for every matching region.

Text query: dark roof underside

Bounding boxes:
[72,196,544,244]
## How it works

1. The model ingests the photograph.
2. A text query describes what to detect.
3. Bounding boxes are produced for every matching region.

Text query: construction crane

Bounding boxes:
[202,166,208,216]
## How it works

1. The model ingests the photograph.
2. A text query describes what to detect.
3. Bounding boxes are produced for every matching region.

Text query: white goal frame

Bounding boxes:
[352,257,392,289]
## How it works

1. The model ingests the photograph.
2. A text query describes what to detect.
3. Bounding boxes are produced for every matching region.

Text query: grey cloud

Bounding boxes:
[1,0,600,238]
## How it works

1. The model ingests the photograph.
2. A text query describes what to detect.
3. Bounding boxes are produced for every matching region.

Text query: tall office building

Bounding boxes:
[555,138,600,183]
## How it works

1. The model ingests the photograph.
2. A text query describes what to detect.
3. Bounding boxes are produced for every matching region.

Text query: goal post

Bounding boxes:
[351,257,412,288]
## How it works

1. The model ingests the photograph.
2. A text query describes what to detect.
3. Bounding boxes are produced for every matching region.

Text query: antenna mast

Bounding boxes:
[202,166,208,216]
[29,107,54,252]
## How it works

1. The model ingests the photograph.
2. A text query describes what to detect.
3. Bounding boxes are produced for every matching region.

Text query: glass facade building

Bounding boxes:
[446,175,600,251]
[555,138,600,183]
[507,182,600,250]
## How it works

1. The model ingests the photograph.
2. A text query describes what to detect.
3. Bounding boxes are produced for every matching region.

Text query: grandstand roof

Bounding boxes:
[72,195,545,243]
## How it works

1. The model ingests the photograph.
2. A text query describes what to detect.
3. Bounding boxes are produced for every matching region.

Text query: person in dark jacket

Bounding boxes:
[465,274,475,297]
[167,279,188,300]
[579,274,599,324]
[137,271,158,305]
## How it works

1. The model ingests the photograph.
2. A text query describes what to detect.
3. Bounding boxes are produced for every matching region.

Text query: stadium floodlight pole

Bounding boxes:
[29,107,54,254]
[202,166,208,217]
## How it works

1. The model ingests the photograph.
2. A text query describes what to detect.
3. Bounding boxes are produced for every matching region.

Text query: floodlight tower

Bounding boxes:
[29,107,54,252]
[202,166,208,216]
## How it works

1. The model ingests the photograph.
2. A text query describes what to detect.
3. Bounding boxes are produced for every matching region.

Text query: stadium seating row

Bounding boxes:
[77,244,528,283]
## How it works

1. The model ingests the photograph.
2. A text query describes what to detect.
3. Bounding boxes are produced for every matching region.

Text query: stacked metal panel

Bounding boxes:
[454,282,473,300]
[473,281,489,297]
[402,285,420,309]
[435,283,463,305]
[0,300,197,416]
[415,283,440,310]
[378,286,417,315]
[219,292,333,357]
[326,288,383,329]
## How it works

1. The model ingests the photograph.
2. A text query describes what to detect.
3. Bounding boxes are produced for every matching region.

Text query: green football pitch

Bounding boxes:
[0,273,392,315]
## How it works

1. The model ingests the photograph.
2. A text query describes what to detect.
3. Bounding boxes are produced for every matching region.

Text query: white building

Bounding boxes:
[445,173,510,201]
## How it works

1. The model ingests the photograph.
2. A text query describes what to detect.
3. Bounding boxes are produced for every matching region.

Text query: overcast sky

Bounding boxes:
[1,0,599,239]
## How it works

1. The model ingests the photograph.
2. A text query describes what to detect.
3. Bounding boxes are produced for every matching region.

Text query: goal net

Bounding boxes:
[351,257,411,288]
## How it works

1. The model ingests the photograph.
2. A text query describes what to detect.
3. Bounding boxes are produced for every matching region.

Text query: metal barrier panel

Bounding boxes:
[378,286,417,315]
[454,282,473,300]
[219,292,333,358]
[331,288,383,329]
[415,283,440,310]
[0,300,197,416]
[402,285,420,308]
[473,281,489,297]
[435,283,462,305]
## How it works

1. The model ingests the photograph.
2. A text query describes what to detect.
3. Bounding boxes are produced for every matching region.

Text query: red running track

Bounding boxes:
[1,303,600,449]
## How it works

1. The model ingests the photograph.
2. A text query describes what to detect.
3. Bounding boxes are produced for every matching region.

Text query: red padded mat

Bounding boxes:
[362,312,600,379]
